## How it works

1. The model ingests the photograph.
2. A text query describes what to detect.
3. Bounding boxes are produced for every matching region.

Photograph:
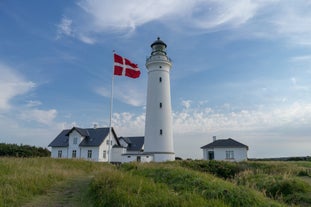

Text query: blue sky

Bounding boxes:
[1,0,311,159]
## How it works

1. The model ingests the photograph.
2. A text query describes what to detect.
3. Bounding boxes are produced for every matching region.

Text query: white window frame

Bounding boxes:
[87,150,92,159]
[58,150,62,158]
[226,150,234,160]
[73,137,78,145]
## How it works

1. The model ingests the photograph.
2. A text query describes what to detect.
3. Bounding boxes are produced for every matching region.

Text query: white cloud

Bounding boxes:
[173,101,311,134]
[112,112,145,136]
[181,100,192,109]
[57,0,263,41]
[188,0,259,29]
[291,55,311,62]
[55,0,311,47]
[26,100,42,108]
[19,109,58,125]
[0,63,35,111]
[76,0,189,33]
[95,83,145,107]
[56,17,73,39]
[270,2,311,46]
[107,99,311,158]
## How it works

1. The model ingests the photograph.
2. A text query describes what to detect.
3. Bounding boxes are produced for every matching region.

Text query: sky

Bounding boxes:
[1,0,311,159]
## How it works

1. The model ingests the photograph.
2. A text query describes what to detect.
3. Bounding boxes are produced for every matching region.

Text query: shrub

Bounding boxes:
[179,160,244,179]
[235,171,311,205]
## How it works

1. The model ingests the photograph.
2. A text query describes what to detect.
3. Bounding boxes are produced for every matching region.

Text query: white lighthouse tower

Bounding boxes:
[144,37,175,162]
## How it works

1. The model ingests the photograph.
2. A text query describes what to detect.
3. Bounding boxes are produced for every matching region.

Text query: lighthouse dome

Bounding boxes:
[151,37,167,48]
[150,37,167,56]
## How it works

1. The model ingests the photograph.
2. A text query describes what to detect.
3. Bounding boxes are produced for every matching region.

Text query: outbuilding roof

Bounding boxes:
[48,127,119,147]
[119,136,144,151]
[201,138,249,150]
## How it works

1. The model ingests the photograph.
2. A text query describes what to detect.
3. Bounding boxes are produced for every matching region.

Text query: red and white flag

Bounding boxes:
[113,53,140,79]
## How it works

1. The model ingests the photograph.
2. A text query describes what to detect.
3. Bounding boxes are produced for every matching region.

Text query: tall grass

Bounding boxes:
[120,163,286,207]
[0,158,107,207]
[1,158,310,207]
[89,167,227,207]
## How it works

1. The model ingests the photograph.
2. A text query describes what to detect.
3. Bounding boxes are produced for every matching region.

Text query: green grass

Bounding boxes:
[89,166,222,207]
[1,158,311,207]
[0,158,107,207]
[120,162,285,207]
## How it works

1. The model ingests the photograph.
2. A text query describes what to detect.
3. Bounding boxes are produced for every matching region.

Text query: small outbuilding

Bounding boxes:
[201,136,248,161]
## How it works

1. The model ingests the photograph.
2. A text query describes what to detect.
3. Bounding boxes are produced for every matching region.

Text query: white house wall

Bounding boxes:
[122,154,154,163]
[51,147,67,158]
[203,148,248,162]
[111,147,126,163]
[68,130,83,159]
[81,146,99,162]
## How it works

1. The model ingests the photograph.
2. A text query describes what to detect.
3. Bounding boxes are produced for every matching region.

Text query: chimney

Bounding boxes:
[93,124,97,129]
[213,136,216,142]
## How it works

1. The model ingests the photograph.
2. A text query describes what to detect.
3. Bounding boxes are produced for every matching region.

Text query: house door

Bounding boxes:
[208,151,214,160]
[137,156,141,162]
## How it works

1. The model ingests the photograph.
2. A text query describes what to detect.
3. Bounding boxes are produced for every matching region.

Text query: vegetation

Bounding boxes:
[119,163,284,207]
[0,143,50,157]
[1,158,311,207]
[177,160,311,206]
[0,158,106,207]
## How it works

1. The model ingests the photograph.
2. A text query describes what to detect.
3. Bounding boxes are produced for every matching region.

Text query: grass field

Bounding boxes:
[1,158,311,207]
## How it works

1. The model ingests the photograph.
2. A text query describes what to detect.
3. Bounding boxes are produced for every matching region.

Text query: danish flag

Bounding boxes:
[113,53,140,79]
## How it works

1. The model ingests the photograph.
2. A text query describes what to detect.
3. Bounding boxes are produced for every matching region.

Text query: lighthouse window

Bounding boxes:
[160,102,162,108]
[160,129,163,135]
[159,77,162,82]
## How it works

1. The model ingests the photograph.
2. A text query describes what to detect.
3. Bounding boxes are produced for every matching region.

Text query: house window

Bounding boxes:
[160,129,163,135]
[159,77,162,82]
[87,150,92,159]
[103,150,106,159]
[159,66,162,68]
[73,137,78,145]
[160,102,162,108]
[226,150,234,160]
[72,150,76,158]
[106,140,110,145]
[58,150,62,158]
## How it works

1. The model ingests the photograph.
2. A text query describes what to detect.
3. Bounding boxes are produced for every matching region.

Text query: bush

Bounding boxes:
[0,143,50,157]
[235,171,311,205]
[179,160,244,179]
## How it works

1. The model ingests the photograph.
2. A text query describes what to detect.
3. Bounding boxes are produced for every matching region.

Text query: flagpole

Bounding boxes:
[108,51,115,163]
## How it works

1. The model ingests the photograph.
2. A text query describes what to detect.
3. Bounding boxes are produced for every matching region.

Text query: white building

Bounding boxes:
[144,37,175,162]
[201,137,248,162]
[48,126,125,162]
[119,136,153,163]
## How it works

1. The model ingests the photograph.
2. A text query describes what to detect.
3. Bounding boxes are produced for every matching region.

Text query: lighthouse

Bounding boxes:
[144,37,175,162]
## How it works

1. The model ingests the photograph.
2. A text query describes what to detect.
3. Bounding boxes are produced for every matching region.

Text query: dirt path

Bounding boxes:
[23,176,93,207]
